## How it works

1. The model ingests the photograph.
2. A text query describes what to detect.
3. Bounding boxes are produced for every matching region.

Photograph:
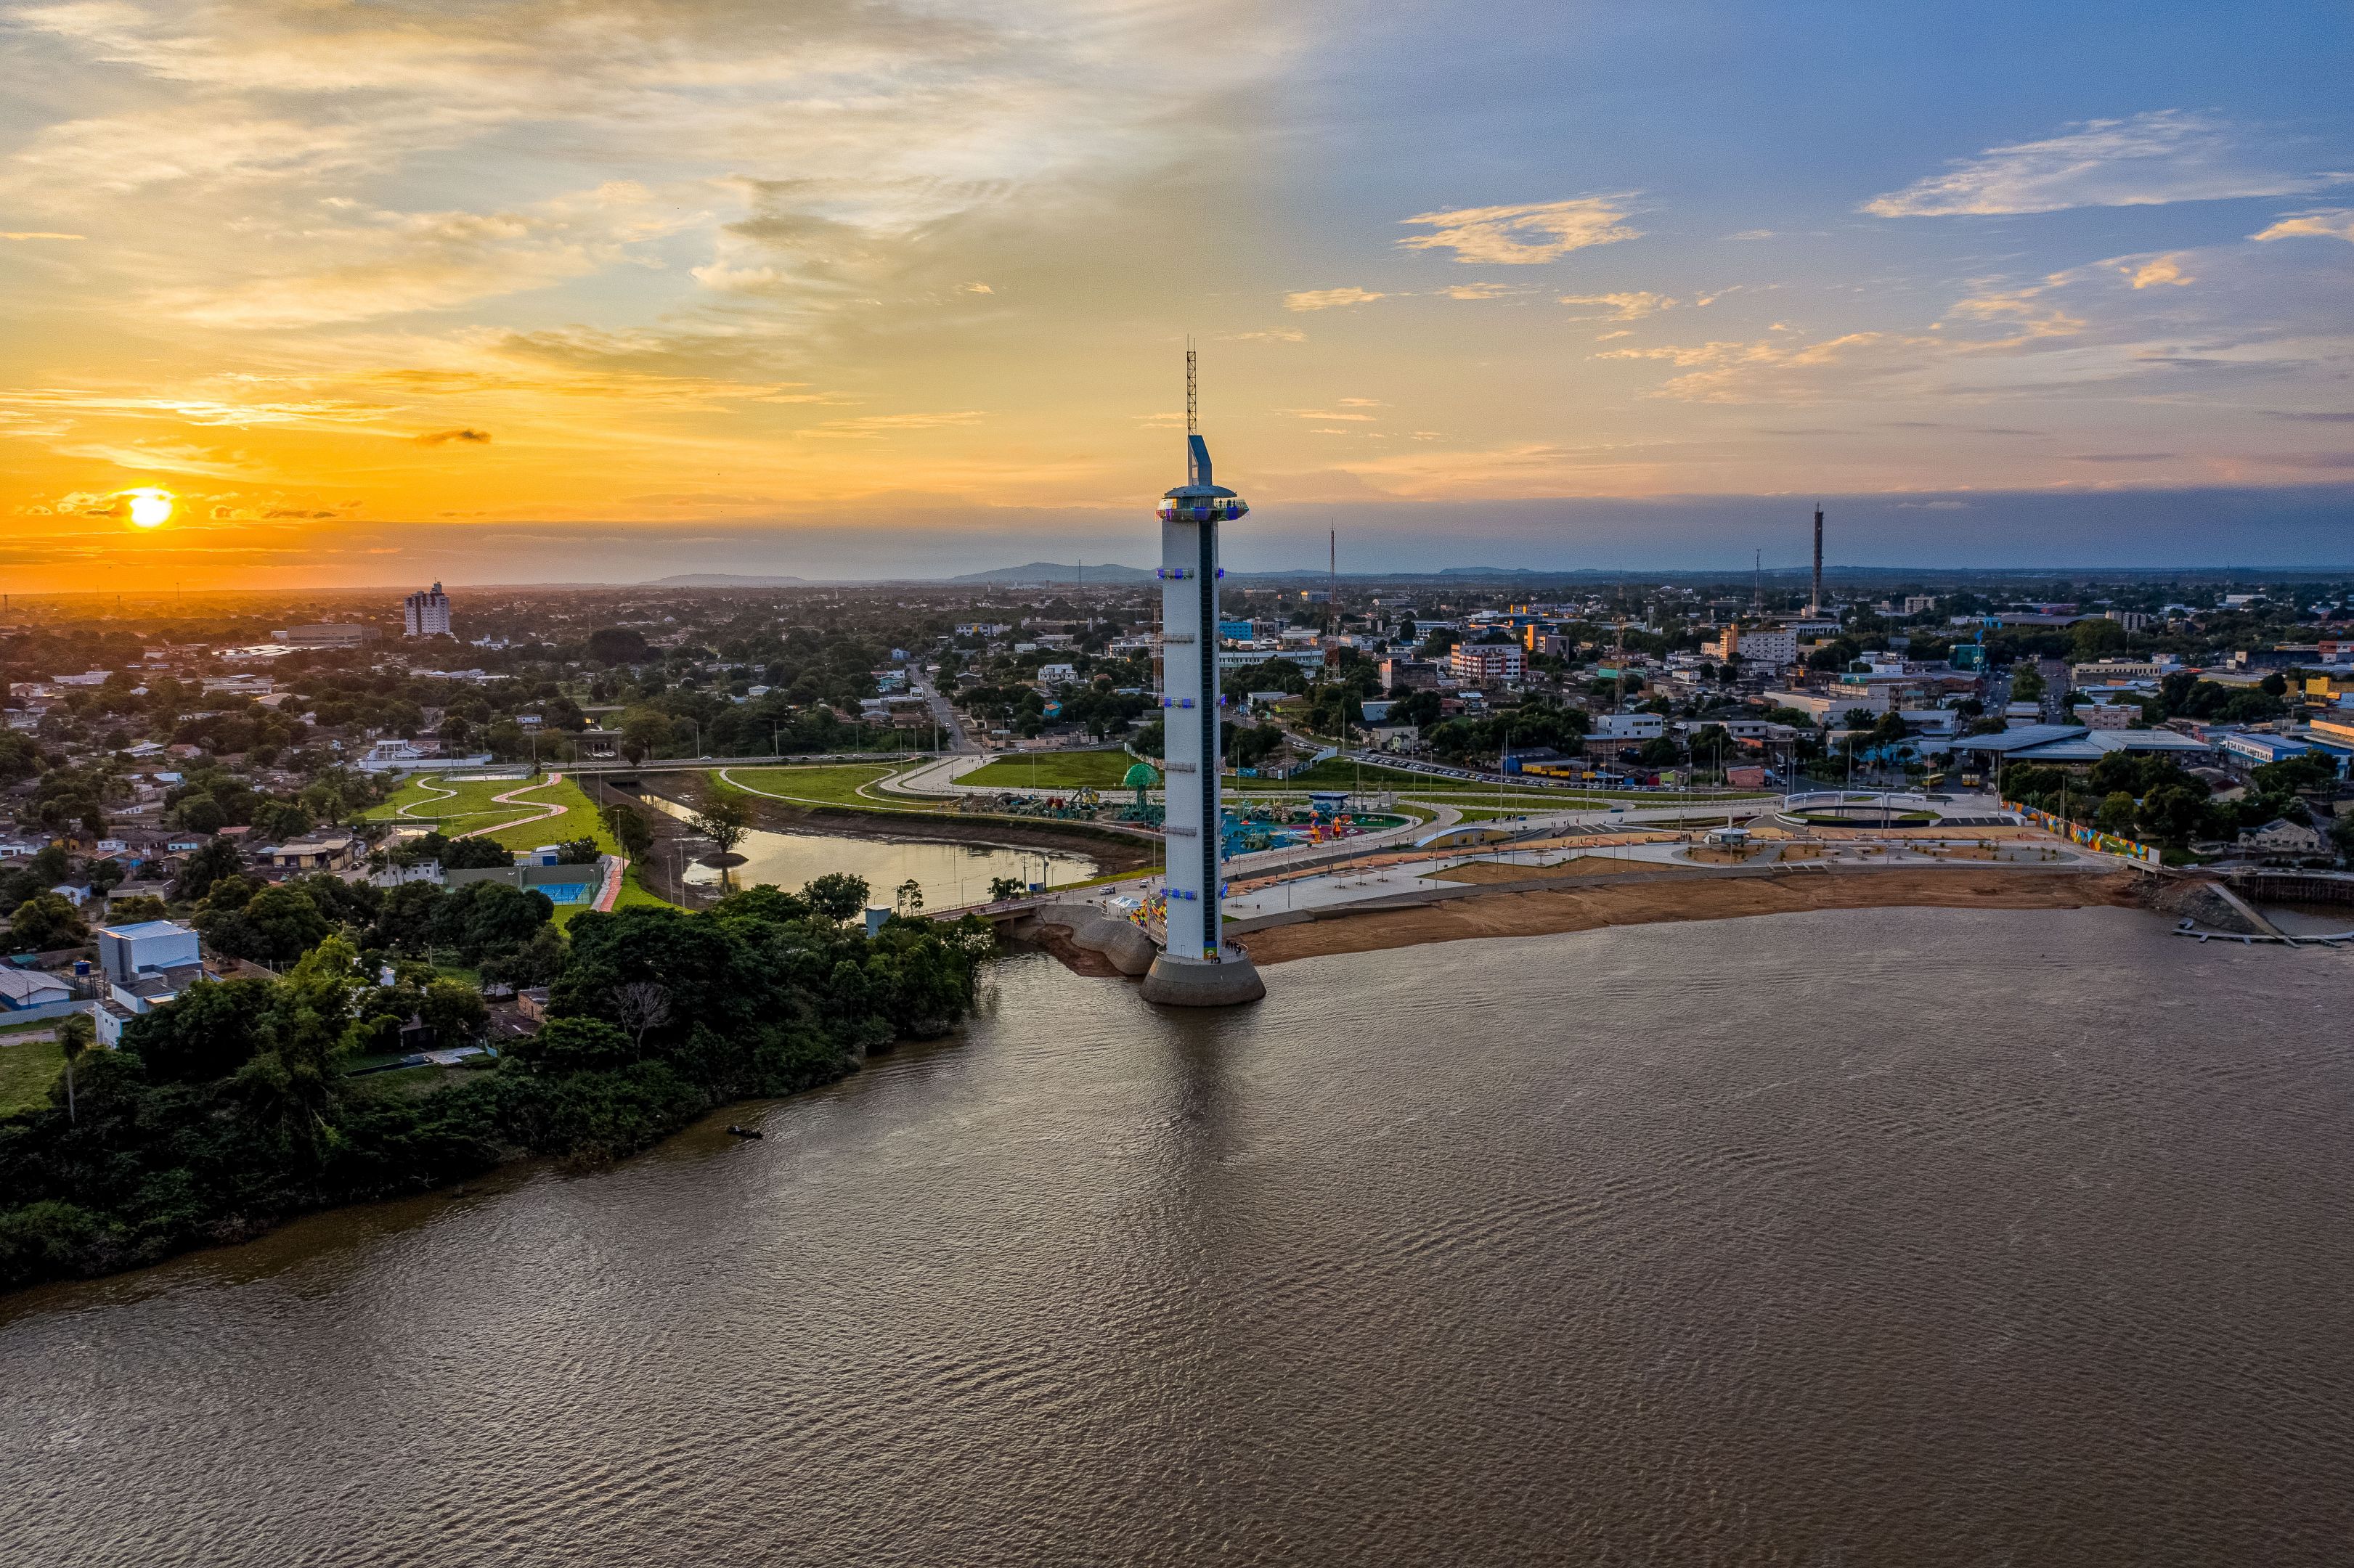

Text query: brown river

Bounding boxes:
[6,906,2353,1566]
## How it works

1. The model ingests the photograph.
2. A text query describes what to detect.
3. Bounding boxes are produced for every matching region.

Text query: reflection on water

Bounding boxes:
[2258,901,2354,936]
[8,908,2354,1567]
[638,793,1098,907]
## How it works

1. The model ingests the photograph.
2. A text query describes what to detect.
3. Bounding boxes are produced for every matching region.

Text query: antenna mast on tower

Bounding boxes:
[1186,341,1197,435]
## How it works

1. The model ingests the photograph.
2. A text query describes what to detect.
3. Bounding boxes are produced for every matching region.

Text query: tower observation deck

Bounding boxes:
[1139,356,1266,1007]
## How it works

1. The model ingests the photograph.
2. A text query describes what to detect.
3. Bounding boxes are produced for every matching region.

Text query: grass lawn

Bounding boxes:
[719,764,935,812]
[0,1037,65,1117]
[473,775,612,853]
[369,772,608,844]
[960,751,1141,791]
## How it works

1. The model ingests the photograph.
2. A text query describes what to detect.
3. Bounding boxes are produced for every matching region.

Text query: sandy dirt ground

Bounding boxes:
[1238,866,2144,966]
[1429,854,1659,884]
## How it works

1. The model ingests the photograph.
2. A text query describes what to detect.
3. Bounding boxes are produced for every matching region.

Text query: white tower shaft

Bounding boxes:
[1159,492,1222,959]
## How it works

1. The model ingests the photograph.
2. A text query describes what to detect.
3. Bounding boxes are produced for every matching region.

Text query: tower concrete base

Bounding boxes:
[1140,948,1266,1007]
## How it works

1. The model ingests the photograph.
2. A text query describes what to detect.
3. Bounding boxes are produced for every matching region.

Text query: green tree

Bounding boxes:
[585,627,651,666]
[55,1011,94,1124]
[105,892,169,923]
[2069,618,2127,659]
[618,707,672,764]
[2010,664,2047,701]
[122,977,275,1082]
[895,878,924,915]
[197,883,330,965]
[688,793,749,860]
[8,893,89,952]
[2094,791,2139,835]
[174,836,243,900]
[803,873,869,922]
[600,801,654,859]
[420,978,489,1045]
[2138,785,2211,846]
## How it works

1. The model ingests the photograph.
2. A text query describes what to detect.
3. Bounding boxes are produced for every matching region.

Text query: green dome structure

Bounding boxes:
[1121,761,1161,791]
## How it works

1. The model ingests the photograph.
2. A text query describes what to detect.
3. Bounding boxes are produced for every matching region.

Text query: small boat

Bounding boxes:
[726,1124,763,1139]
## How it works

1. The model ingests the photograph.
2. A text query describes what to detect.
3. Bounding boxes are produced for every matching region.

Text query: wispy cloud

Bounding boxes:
[1285,287,1385,311]
[1557,291,1674,320]
[799,410,987,438]
[0,231,84,241]
[2252,208,2354,242]
[1398,197,1640,264]
[416,428,492,445]
[1863,111,2345,216]
[2125,254,2195,288]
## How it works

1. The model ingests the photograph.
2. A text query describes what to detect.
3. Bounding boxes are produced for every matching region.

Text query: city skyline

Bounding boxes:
[3,0,2350,589]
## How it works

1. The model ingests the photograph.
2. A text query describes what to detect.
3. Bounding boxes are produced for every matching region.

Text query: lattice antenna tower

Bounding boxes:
[1185,340,1197,436]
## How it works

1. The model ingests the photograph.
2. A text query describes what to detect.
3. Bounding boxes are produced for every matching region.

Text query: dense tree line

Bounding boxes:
[0,877,993,1291]
[2002,750,2339,849]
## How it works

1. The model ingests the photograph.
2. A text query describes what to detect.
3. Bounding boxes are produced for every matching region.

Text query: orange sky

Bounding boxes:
[4,1,2350,588]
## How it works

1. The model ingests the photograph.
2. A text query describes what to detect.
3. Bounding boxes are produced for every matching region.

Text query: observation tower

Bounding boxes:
[1139,353,1266,1007]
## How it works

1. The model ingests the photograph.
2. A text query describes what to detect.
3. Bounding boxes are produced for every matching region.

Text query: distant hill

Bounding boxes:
[645,573,810,587]
[948,562,1156,584]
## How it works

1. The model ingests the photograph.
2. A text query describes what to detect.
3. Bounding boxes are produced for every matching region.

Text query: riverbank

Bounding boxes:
[1237,865,2146,965]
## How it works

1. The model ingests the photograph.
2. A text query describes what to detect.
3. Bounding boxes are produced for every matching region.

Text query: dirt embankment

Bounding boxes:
[636,776,1160,874]
[1237,866,2146,966]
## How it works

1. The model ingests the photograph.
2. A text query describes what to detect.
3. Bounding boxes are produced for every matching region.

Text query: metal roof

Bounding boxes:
[1954,724,2212,756]
[1950,724,2084,753]
[2000,738,2110,761]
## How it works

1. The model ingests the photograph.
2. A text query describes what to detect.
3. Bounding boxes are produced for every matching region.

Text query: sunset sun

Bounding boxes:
[124,487,174,528]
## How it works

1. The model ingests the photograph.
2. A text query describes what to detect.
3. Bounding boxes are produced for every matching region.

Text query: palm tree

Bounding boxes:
[57,1011,94,1124]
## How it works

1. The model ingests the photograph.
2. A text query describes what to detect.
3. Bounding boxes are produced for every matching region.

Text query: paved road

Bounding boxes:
[910,668,976,754]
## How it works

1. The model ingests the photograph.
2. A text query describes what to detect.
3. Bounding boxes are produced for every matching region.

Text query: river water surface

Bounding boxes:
[637,793,1100,906]
[7,907,2354,1566]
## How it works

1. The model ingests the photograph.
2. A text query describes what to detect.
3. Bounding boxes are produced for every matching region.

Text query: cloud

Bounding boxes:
[1282,409,1378,422]
[2125,254,2194,288]
[2252,208,2354,243]
[2264,410,2354,422]
[1862,111,2345,217]
[416,428,492,445]
[1440,282,1516,300]
[1337,398,1384,407]
[1558,291,1674,320]
[1,232,84,241]
[1230,328,1306,342]
[1284,287,1385,311]
[1397,197,1640,264]
[2066,452,2176,463]
[799,410,987,438]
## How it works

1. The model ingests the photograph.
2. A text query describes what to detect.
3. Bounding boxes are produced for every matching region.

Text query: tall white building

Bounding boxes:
[403,581,452,638]
[1139,367,1264,1008]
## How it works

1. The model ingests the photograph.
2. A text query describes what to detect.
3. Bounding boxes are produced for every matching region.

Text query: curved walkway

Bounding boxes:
[393,775,462,821]
[453,772,571,840]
